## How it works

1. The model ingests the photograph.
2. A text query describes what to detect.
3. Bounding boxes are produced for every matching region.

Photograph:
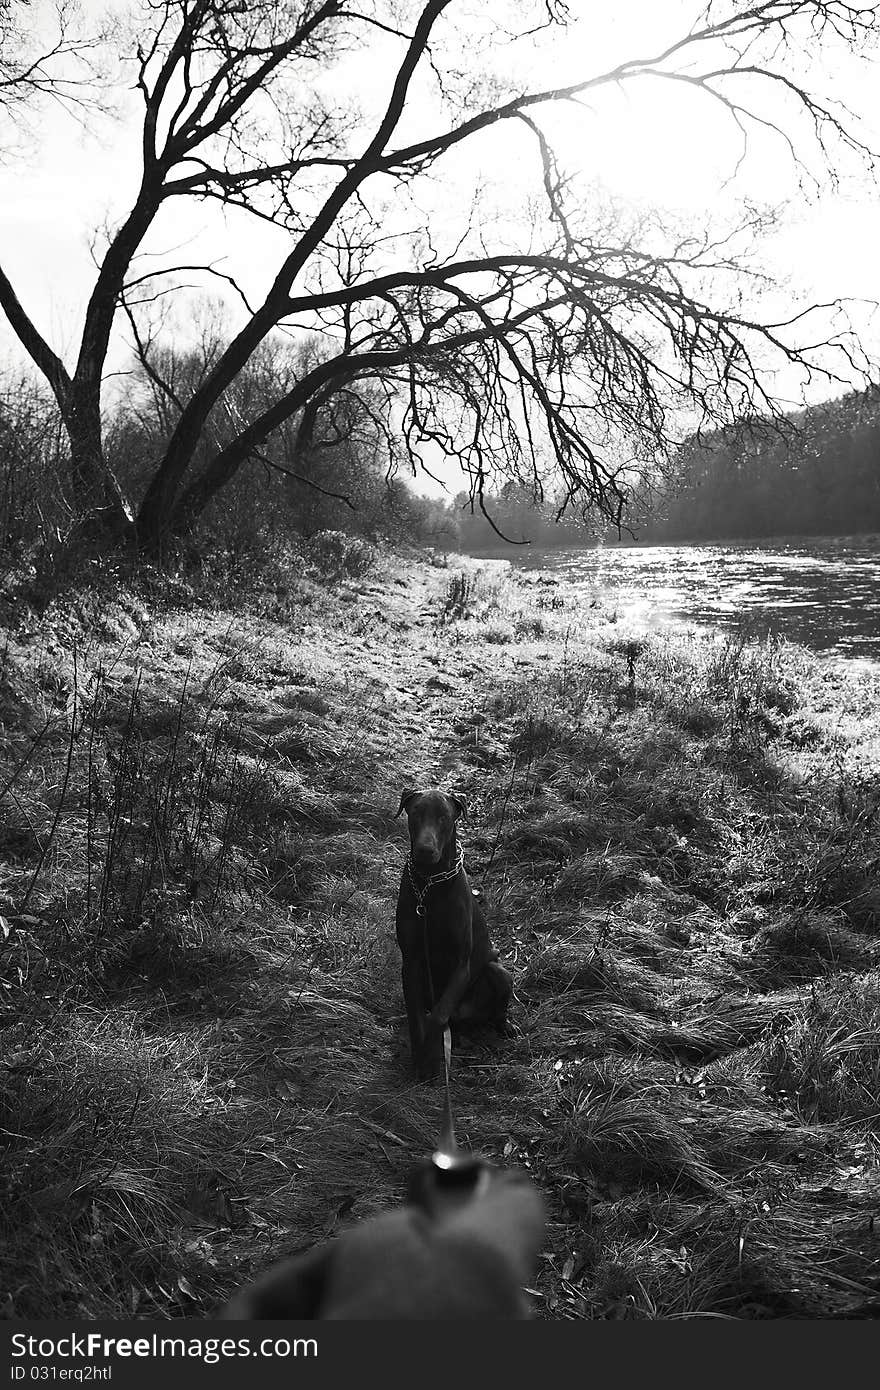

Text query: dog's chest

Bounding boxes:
[407,880,473,972]
[421,918,467,975]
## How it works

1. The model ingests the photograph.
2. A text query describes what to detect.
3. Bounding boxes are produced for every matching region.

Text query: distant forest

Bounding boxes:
[449,385,880,553]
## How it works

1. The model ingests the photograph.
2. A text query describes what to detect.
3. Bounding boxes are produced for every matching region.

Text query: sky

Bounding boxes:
[1,0,879,495]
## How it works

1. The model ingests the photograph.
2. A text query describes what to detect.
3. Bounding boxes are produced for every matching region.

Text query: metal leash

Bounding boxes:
[408,843,483,1188]
[426,1022,487,1199]
[438,1024,456,1153]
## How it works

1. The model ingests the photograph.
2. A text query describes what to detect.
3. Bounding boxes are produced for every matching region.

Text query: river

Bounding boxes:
[518,534,880,665]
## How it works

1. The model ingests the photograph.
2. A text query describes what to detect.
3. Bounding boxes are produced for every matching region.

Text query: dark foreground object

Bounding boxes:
[223,1162,545,1320]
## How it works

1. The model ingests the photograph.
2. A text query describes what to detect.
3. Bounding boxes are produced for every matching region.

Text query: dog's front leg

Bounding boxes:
[427,955,472,1030]
[401,956,427,1060]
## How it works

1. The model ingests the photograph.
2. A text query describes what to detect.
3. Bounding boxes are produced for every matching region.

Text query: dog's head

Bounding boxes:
[395,788,467,869]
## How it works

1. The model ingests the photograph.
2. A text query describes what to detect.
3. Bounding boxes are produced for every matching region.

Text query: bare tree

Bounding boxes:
[0,0,878,548]
[0,1,108,136]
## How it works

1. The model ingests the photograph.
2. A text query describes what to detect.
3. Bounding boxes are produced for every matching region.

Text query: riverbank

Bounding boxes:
[2,540,879,1318]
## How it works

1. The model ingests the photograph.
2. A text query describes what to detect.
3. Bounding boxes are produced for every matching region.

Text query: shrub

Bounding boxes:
[305,531,379,579]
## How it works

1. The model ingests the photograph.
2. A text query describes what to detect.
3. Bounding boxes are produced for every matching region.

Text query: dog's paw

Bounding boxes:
[415,1035,445,1081]
[416,1061,443,1083]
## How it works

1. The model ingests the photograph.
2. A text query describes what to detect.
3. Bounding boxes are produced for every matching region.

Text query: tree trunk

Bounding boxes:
[135,304,282,546]
[62,387,134,539]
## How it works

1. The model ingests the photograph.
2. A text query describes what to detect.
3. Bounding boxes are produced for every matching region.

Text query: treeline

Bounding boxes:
[0,330,456,567]
[639,386,880,543]
[439,484,598,554]
[446,385,880,553]
[3,341,877,571]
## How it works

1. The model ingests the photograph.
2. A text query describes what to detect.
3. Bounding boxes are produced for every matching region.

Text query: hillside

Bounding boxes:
[1,537,879,1319]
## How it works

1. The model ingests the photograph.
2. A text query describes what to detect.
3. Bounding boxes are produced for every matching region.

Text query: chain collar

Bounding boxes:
[406,844,465,917]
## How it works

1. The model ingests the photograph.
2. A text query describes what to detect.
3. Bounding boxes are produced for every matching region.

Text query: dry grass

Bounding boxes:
[2,547,879,1319]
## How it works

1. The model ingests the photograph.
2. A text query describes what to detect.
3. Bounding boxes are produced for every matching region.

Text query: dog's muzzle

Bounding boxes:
[411,839,443,868]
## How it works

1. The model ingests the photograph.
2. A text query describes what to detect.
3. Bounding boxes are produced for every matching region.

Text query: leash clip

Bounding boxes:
[407,1024,490,1218]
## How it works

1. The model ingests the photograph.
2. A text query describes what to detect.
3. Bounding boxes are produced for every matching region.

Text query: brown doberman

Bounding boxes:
[395,788,513,1080]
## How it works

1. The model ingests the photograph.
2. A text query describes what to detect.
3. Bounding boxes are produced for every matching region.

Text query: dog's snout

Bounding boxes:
[412,828,442,865]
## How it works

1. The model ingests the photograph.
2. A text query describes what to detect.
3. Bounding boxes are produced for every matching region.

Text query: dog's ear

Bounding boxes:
[395,788,419,818]
[449,792,468,820]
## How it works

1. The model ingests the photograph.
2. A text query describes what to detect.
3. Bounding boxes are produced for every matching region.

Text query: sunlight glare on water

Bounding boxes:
[523,535,880,664]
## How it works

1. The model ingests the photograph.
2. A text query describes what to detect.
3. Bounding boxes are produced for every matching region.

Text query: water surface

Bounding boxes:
[520,535,880,664]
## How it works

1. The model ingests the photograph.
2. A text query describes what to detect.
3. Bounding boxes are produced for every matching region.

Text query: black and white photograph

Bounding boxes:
[1,0,879,1340]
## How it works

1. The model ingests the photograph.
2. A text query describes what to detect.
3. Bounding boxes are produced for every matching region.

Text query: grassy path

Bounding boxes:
[2,543,879,1318]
